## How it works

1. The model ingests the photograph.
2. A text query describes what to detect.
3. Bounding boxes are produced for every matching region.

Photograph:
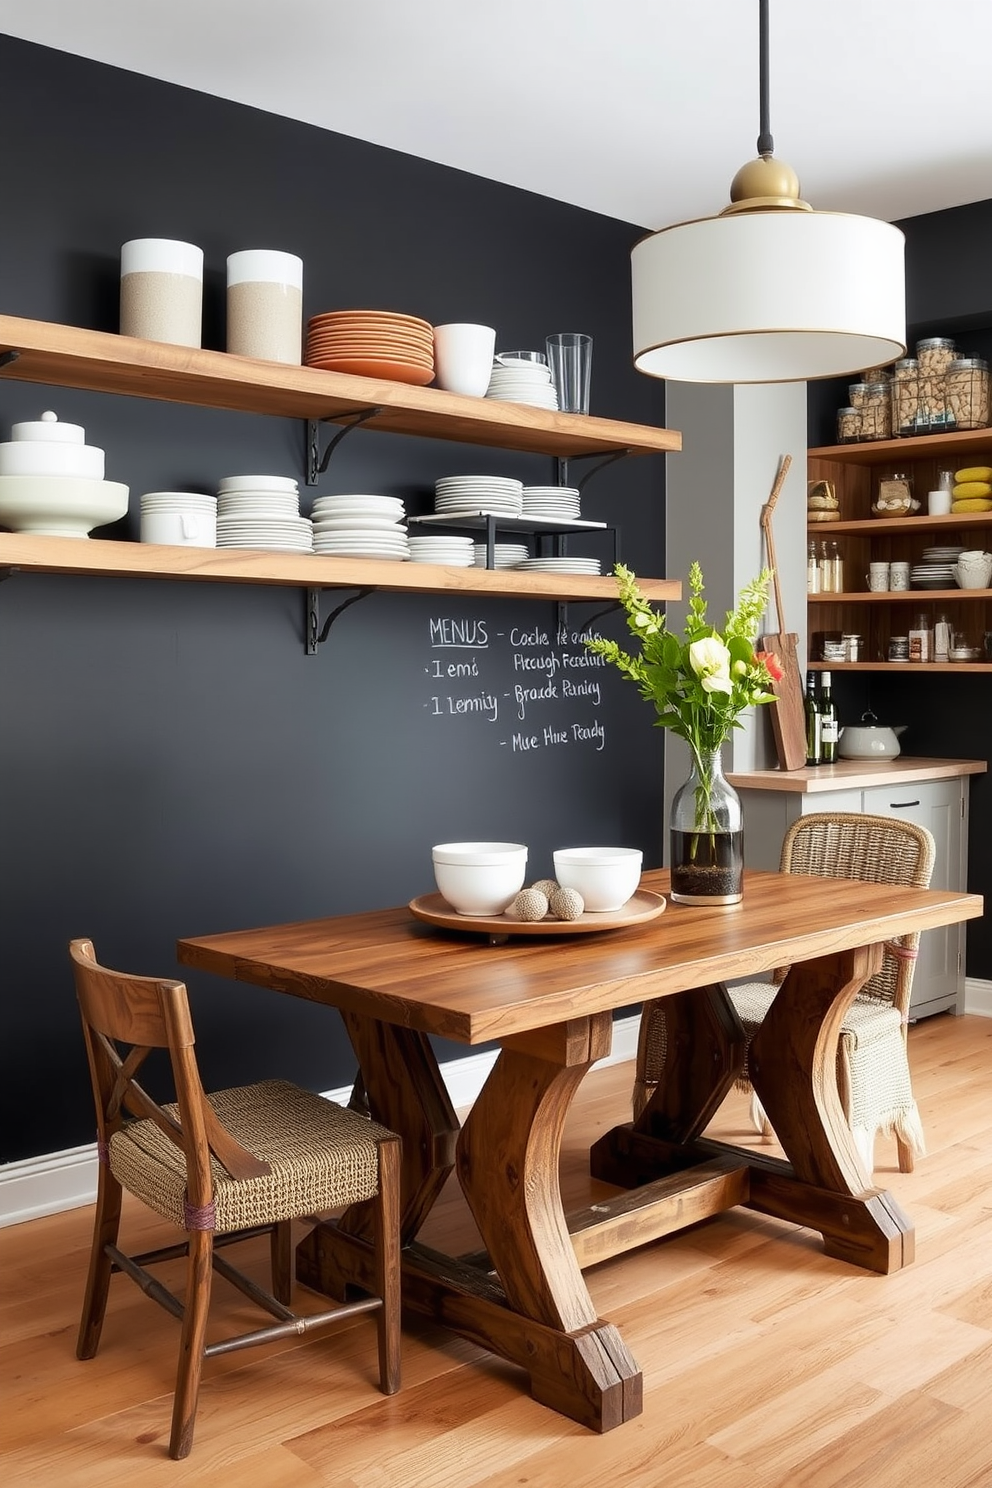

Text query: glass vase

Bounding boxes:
[669,746,744,905]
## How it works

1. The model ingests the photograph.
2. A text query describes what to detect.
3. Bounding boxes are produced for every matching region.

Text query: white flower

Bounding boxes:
[688,637,733,695]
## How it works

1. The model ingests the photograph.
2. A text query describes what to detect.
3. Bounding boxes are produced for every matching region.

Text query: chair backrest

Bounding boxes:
[779,813,936,1013]
[70,939,270,1209]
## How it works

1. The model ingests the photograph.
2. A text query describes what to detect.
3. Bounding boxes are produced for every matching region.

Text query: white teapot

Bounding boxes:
[837,710,906,759]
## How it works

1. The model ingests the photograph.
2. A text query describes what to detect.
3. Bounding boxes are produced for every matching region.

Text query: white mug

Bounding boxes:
[889,561,911,590]
[867,561,890,591]
[432,323,497,396]
[140,508,216,547]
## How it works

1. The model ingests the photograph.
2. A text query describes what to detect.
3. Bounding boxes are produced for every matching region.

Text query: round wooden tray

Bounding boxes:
[408,889,666,938]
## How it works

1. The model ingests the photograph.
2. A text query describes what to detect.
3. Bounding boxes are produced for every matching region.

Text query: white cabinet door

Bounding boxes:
[861,778,966,1018]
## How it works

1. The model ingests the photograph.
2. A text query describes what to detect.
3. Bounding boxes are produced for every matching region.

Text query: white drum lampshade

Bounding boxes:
[632,210,906,385]
[632,0,907,385]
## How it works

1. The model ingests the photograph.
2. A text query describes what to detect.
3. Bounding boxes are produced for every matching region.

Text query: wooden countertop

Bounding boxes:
[728,757,987,794]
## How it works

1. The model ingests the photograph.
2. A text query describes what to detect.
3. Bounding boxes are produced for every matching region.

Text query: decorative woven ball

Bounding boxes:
[531,878,559,899]
[511,887,549,921]
[548,885,584,921]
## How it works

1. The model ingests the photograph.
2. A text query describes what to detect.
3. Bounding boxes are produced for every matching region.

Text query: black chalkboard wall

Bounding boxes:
[0,36,669,1162]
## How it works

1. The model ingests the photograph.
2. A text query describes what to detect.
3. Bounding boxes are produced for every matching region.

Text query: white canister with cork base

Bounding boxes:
[119,238,204,347]
[226,250,303,364]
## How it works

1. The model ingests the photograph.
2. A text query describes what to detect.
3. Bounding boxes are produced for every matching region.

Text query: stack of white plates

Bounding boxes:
[921,546,966,562]
[912,545,962,587]
[472,542,530,569]
[486,360,559,410]
[515,556,602,575]
[435,475,523,516]
[311,492,409,560]
[215,475,312,551]
[407,535,475,567]
[522,485,581,520]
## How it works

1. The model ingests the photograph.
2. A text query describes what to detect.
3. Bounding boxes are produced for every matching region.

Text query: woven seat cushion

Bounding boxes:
[109,1079,392,1234]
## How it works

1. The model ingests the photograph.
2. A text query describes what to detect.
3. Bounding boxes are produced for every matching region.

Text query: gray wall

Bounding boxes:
[0,36,668,1161]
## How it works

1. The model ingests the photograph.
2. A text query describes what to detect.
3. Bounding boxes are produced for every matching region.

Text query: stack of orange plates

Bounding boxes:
[305,310,435,386]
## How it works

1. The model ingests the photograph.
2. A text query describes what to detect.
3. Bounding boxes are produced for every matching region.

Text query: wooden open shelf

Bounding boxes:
[0,314,681,461]
[0,533,680,604]
[811,426,992,467]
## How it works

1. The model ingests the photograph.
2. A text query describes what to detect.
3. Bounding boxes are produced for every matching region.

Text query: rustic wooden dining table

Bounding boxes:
[177,866,982,1434]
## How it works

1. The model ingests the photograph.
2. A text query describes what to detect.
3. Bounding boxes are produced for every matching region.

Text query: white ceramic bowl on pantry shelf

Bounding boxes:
[0,475,129,537]
[552,847,643,912]
[217,475,299,493]
[431,842,528,916]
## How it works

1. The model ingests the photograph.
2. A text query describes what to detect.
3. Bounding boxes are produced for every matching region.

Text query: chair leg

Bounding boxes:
[169,1229,214,1460]
[77,1162,123,1360]
[373,1135,402,1396]
[270,1219,293,1306]
[896,1135,917,1174]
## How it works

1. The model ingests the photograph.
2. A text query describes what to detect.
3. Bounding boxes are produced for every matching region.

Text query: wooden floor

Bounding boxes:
[3,1011,992,1487]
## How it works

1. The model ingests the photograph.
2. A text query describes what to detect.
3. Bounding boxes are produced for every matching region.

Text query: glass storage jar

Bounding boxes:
[916,336,956,430]
[837,405,861,442]
[945,357,990,430]
[891,358,920,436]
[860,381,892,440]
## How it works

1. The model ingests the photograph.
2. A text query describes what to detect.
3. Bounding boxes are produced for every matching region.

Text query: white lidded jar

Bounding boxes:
[226,249,303,364]
[0,410,105,479]
[120,238,204,347]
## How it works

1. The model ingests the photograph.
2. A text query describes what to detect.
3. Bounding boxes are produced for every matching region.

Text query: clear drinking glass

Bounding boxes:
[546,333,593,413]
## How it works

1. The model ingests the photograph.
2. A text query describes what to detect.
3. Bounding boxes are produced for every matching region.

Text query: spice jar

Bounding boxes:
[916,336,956,430]
[891,358,920,436]
[837,406,861,443]
[860,381,892,440]
[945,357,990,430]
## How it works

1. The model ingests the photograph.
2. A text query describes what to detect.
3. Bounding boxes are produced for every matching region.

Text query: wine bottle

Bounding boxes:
[819,671,838,764]
[804,670,822,766]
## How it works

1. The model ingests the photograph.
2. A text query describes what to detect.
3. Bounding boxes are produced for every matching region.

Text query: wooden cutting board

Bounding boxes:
[759,455,808,771]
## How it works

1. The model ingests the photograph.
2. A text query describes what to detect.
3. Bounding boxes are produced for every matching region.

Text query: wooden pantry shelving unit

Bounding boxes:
[809,426,992,672]
[0,313,680,607]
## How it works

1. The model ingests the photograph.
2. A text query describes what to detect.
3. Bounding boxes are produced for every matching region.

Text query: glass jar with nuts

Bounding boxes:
[916,336,956,430]
[891,358,920,437]
[945,357,990,430]
[860,380,892,440]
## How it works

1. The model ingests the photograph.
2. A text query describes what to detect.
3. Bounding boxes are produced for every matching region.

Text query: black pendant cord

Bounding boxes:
[756,0,774,157]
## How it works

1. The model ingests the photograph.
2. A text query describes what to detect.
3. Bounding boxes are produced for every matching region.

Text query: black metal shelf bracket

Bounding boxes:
[305,586,373,655]
[306,407,383,486]
[0,349,21,374]
[555,448,634,493]
[556,597,621,643]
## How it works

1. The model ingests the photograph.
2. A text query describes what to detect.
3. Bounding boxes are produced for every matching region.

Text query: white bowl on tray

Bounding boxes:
[552,847,643,912]
[432,841,528,916]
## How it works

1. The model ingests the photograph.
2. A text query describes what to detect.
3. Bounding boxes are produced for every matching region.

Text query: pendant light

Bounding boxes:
[631,0,906,384]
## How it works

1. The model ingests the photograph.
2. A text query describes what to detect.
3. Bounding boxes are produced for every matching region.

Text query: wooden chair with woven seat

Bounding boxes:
[634,813,936,1176]
[70,937,401,1460]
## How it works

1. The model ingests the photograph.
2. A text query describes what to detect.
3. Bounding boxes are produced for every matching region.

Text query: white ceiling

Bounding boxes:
[2,0,991,229]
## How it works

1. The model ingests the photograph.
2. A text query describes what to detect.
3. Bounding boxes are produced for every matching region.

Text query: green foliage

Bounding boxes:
[585,561,779,763]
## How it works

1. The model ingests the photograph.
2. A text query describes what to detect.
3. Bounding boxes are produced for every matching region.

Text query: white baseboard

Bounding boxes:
[0,1015,640,1230]
[965,977,992,1017]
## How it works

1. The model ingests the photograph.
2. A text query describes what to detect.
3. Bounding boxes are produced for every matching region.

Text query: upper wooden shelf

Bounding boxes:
[0,314,680,462]
[808,511,992,536]
[810,426,992,467]
[0,533,681,604]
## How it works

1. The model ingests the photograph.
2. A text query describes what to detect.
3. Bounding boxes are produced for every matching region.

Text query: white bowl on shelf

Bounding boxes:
[0,475,129,537]
[431,841,527,915]
[552,846,643,912]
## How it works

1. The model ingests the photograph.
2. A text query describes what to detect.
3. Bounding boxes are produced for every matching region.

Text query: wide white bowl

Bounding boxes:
[552,847,643,912]
[217,475,299,493]
[432,841,527,916]
[0,474,129,537]
[0,440,104,480]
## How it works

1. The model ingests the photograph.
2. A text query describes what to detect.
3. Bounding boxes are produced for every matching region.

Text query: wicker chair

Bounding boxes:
[634,813,936,1176]
[70,938,401,1460]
